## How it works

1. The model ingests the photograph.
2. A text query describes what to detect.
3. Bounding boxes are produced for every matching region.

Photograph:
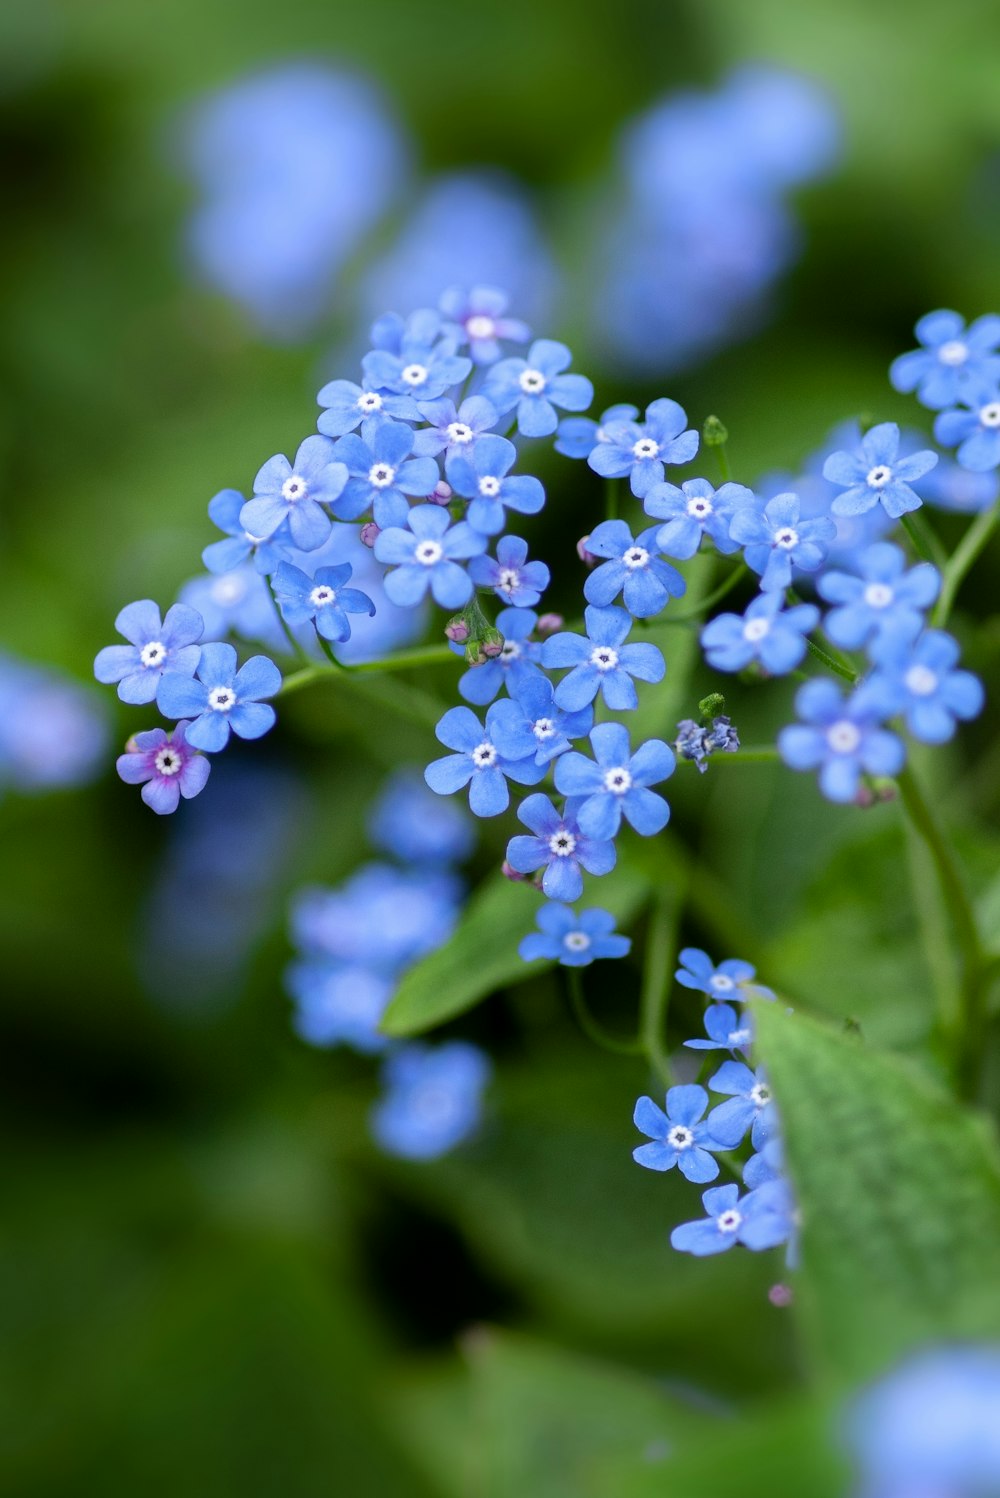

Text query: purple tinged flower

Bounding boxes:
[684,1003,754,1055]
[424,702,545,817]
[644,478,754,559]
[457,606,545,706]
[411,395,499,458]
[316,377,422,437]
[333,418,441,528]
[586,398,699,496]
[505,793,616,901]
[94,600,204,705]
[202,488,294,576]
[554,721,675,839]
[439,284,531,364]
[555,404,640,460]
[541,604,665,712]
[676,947,774,1003]
[116,720,211,814]
[271,561,375,642]
[240,436,349,550]
[583,520,686,617]
[701,591,818,674]
[371,1041,491,1161]
[445,433,545,536]
[817,542,940,649]
[890,308,1000,410]
[707,1060,775,1149]
[374,504,486,609]
[500,675,593,766]
[483,338,593,438]
[933,384,1000,471]
[518,903,631,967]
[729,491,836,591]
[361,306,472,401]
[156,641,282,752]
[867,629,984,744]
[468,534,551,608]
[632,1085,748,1183]
[670,1182,795,1256]
[822,422,938,519]
[778,678,906,802]
[287,960,392,1053]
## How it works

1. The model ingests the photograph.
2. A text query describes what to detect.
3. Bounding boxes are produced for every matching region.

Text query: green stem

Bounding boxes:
[565,969,644,1058]
[932,503,1000,628]
[664,563,748,623]
[350,642,457,673]
[680,745,781,764]
[278,661,445,728]
[639,889,680,1087]
[804,635,858,682]
[901,510,948,571]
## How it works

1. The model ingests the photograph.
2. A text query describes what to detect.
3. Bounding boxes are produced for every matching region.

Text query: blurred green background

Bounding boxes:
[4,1,1000,1493]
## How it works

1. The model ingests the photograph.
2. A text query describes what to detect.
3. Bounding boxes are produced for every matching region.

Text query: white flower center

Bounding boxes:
[603,766,632,794]
[623,546,649,570]
[357,391,382,413]
[905,664,939,696]
[750,1083,771,1108]
[743,617,770,643]
[729,1027,752,1047]
[401,362,428,387]
[309,585,336,608]
[866,465,893,489]
[827,719,861,754]
[500,640,521,662]
[564,931,591,952]
[717,1209,743,1234]
[548,828,577,857]
[498,568,520,593]
[519,368,546,395]
[590,646,619,672]
[938,339,968,366]
[281,475,307,502]
[154,746,182,776]
[140,641,166,668]
[774,527,799,549]
[446,421,474,445]
[667,1125,693,1150]
[208,686,236,713]
[478,475,502,497]
[632,438,659,460]
[687,497,713,518]
[863,582,894,609]
[471,740,497,769]
[369,462,396,489]
[532,716,555,740]
[415,540,443,566]
[980,402,1000,428]
[711,974,735,993]
[211,576,246,606]
[466,313,496,341]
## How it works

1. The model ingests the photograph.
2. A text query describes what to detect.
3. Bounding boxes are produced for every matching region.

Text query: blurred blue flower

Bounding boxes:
[292,863,463,976]
[372,1042,491,1160]
[868,629,984,744]
[817,542,939,649]
[890,309,1000,410]
[367,768,474,867]
[0,654,109,792]
[701,591,818,674]
[288,961,392,1053]
[778,678,906,802]
[439,285,531,364]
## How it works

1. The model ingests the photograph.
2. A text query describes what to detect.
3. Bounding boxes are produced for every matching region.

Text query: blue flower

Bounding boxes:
[890,309,1000,410]
[586,398,699,496]
[457,607,545,706]
[411,394,499,458]
[372,1041,491,1160]
[439,284,531,364]
[541,605,665,711]
[333,419,441,528]
[502,675,593,766]
[240,436,349,550]
[202,488,293,576]
[505,794,616,901]
[115,720,211,814]
[94,600,204,705]
[445,433,545,536]
[684,1003,754,1055]
[361,306,472,401]
[730,491,836,591]
[676,948,774,1003]
[867,629,984,744]
[519,903,631,966]
[554,404,639,460]
[674,716,741,772]
[367,768,475,867]
[920,454,1000,512]
[701,591,818,674]
[933,385,1000,471]
[316,377,421,437]
[287,961,392,1053]
[156,642,282,752]
[424,702,545,817]
[643,478,753,559]
[743,1135,784,1189]
[778,678,905,802]
[374,505,485,609]
[583,520,686,617]
[822,422,938,519]
[468,535,551,608]
[707,1060,775,1149]
[669,1182,795,1256]
[632,1085,748,1183]
[292,863,461,975]
[179,566,286,654]
[554,722,675,839]
[483,338,593,438]
[271,561,375,643]
[817,542,940,649]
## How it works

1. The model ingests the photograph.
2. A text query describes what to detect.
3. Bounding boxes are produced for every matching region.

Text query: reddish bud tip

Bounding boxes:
[768,1283,793,1307]
[536,612,564,636]
[359,522,380,548]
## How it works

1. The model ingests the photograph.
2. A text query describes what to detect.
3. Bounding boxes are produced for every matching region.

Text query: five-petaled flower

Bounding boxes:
[156,642,282,752]
[632,1085,748,1183]
[518,904,631,967]
[374,505,486,609]
[94,600,204,705]
[484,338,593,437]
[115,720,210,814]
[541,605,665,711]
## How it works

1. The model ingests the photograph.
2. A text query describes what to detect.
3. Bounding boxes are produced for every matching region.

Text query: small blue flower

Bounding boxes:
[316,377,421,437]
[94,600,204,705]
[271,561,375,643]
[468,534,551,608]
[362,307,472,401]
[156,641,282,752]
[445,433,545,536]
[632,1085,748,1183]
[586,398,699,496]
[890,309,1000,410]
[707,1060,775,1149]
[778,678,906,802]
[643,478,753,560]
[115,720,211,814]
[822,422,938,519]
[554,404,639,460]
[333,418,441,528]
[287,960,392,1053]
[541,605,665,712]
[933,385,1000,471]
[676,947,774,1003]
[701,591,818,674]
[424,702,545,817]
[554,721,675,840]
[372,1041,491,1160]
[367,768,475,867]
[502,675,593,766]
[583,520,686,617]
[411,394,499,459]
[867,629,984,744]
[920,453,1000,512]
[518,903,631,966]
[240,436,349,550]
[505,794,616,901]
[292,863,461,975]
[483,338,593,438]
[438,285,531,364]
[743,1135,784,1190]
[457,607,545,706]
[669,1182,794,1256]
[374,505,486,609]
[817,542,940,649]
[202,489,293,575]
[730,491,836,591]
[683,1004,754,1055]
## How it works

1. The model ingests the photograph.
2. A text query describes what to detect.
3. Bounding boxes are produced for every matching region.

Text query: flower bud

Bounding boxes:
[535,612,564,637]
[480,626,504,659]
[576,534,597,568]
[768,1283,793,1308]
[465,639,488,666]
[703,414,729,447]
[429,480,453,506]
[501,859,529,883]
[445,615,470,644]
[359,521,380,548]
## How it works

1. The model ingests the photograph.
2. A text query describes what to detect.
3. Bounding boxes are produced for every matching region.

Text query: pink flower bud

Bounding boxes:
[501,860,529,882]
[576,534,597,568]
[360,522,380,548]
[535,613,564,636]
[768,1283,793,1307]
[429,480,453,506]
[445,617,470,644]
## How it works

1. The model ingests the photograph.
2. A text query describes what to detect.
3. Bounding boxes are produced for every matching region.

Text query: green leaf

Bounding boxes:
[754,1003,1000,1379]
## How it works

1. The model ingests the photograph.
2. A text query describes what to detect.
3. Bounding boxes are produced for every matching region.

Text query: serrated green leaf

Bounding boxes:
[754,1004,1000,1379]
